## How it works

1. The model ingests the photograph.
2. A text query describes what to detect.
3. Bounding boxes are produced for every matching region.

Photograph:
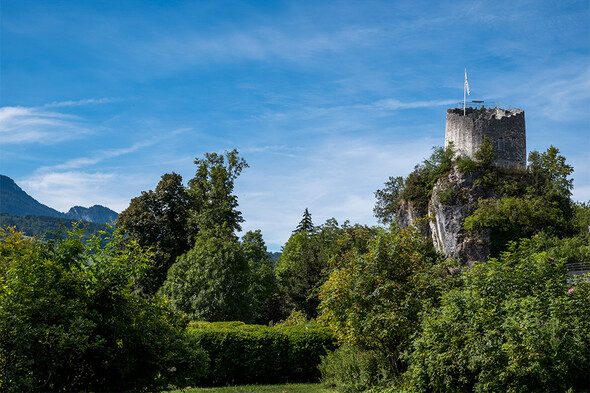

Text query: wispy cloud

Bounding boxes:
[371,99,458,111]
[0,106,88,144]
[0,98,111,145]
[41,127,190,171]
[43,98,113,108]
[133,26,377,70]
[239,136,437,249]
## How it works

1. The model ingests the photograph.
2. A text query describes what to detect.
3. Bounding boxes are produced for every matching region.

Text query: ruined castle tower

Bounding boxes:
[445,106,526,167]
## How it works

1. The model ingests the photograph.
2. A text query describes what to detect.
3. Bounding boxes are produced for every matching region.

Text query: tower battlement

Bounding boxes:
[445,107,526,167]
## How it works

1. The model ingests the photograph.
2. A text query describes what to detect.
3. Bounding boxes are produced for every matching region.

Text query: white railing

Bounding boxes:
[565,261,590,276]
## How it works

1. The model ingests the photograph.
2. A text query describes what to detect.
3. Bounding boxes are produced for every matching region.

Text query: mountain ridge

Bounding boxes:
[0,174,118,224]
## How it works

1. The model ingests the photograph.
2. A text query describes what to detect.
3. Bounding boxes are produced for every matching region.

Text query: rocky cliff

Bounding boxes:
[398,167,493,266]
[66,205,119,224]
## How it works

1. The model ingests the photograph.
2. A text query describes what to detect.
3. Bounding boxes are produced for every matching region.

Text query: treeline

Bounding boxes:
[1,146,589,392]
[0,212,108,238]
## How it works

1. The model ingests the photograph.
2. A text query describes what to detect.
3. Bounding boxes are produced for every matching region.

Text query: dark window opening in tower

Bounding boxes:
[498,137,505,151]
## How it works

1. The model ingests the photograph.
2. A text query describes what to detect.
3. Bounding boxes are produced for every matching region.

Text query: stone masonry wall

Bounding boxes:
[445,107,526,168]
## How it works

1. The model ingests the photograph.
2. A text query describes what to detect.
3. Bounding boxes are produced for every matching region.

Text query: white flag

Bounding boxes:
[465,68,470,96]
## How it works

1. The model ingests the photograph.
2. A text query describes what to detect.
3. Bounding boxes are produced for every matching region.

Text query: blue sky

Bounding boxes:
[1,0,589,250]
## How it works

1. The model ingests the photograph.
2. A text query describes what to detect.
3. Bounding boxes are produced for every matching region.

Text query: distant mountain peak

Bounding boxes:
[66,205,118,224]
[0,174,64,218]
[1,174,118,224]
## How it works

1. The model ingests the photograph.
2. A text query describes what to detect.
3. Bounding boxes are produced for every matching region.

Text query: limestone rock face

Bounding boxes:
[396,199,421,230]
[397,167,493,266]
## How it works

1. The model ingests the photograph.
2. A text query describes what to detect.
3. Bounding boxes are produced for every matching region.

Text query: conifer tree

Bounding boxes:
[294,208,314,234]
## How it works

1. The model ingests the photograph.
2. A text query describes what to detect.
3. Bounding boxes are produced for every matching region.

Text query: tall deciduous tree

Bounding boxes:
[373,176,404,225]
[160,150,260,321]
[188,149,249,234]
[318,226,447,374]
[117,172,192,296]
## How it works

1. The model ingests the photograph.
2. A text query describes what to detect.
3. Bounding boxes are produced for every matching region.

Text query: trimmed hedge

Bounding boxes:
[188,321,337,386]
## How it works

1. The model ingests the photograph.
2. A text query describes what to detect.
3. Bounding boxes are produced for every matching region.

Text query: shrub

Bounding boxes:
[0,227,208,393]
[406,240,590,392]
[456,156,477,173]
[319,345,394,393]
[188,322,336,386]
[318,227,450,375]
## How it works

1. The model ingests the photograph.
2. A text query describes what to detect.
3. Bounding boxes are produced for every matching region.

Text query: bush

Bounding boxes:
[406,240,590,392]
[456,156,477,173]
[188,322,336,386]
[319,345,394,393]
[0,227,208,393]
[318,227,450,375]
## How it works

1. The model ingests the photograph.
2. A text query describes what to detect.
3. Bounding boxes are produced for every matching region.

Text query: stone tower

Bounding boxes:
[445,106,526,167]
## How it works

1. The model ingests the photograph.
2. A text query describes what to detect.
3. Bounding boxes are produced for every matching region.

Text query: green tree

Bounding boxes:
[529,145,574,200]
[318,226,448,375]
[161,224,252,322]
[118,150,249,297]
[464,146,576,255]
[373,176,404,225]
[188,149,249,234]
[294,208,314,234]
[242,230,282,324]
[474,135,496,168]
[377,145,455,219]
[0,227,207,392]
[276,219,348,318]
[117,172,192,296]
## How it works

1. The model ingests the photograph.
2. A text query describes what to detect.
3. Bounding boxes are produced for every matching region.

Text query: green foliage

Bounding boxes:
[474,135,496,168]
[0,212,109,238]
[373,176,404,225]
[118,150,249,297]
[0,227,208,392]
[528,202,590,264]
[464,146,576,255]
[319,345,394,393]
[456,156,477,173]
[276,219,376,319]
[294,208,314,234]
[188,322,336,386]
[398,145,455,217]
[463,196,569,256]
[318,226,452,375]
[406,240,590,392]
[117,172,193,296]
[188,149,249,234]
[166,382,329,393]
[243,230,282,324]
[528,146,574,200]
[161,224,251,322]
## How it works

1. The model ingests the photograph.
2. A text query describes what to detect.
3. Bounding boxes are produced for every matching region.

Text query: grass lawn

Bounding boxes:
[165,382,334,393]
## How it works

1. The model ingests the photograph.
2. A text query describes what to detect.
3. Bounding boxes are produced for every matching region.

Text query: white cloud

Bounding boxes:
[0,106,88,144]
[133,26,377,70]
[20,171,117,212]
[372,98,458,111]
[43,98,113,108]
[238,136,436,250]
[45,140,160,171]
